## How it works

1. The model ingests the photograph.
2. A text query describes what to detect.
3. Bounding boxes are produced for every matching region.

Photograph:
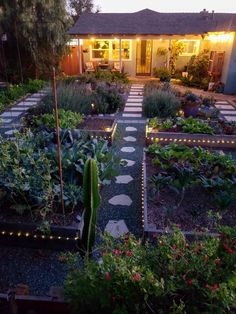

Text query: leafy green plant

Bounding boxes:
[180,116,214,134]
[34,109,83,129]
[81,159,101,257]
[150,173,172,201]
[144,90,181,118]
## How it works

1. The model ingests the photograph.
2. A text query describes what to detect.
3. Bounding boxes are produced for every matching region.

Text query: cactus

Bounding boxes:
[81,158,101,257]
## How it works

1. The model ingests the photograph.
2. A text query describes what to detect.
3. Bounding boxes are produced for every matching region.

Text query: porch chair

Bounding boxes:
[85,61,95,73]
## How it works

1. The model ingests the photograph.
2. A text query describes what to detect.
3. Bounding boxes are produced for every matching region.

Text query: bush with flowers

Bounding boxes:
[65,226,236,313]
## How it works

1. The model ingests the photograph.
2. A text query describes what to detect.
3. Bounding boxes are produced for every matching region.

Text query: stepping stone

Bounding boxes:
[121,159,136,167]
[115,175,133,184]
[118,119,146,124]
[23,98,40,102]
[1,118,13,123]
[125,102,142,106]
[130,92,143,95]
[215,104,234,110]
[17,101,37,106]
[215,101,228,104]
[124,107,142,112]
[121,146,135,153]
[108,194,132,206]
[225,116,236,121]
[105,220,129,238]
[221,110,236,115]
[1,111,22,117]
[123,136,136,142]
[122,113,142,118]
[10,107,30,111]
[125,126,137,132]
[127,99,143,103]
[4,129,18,135]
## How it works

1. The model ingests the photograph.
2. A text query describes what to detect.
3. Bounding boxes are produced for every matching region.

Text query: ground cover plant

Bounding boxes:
[148,117,236,135]
[146,143,236,231]
[0,130,120,223]
[65,226,236,313]
[0,79,45,112]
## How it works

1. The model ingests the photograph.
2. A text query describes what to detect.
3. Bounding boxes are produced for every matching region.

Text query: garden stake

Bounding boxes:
[53,67,65,223]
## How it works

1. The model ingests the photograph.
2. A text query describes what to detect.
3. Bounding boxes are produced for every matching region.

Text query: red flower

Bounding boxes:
[126,250,132,257]
[171,245,177,250]
[211,284,219,292]
[113,249,122,255]
[105,272,111,281]
[203,256,208,262]
[223,243,234,254]
[214,258,221,265]
[187,279,193,286]
[133,273,141,282]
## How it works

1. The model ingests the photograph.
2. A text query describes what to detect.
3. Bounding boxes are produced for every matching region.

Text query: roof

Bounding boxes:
[68,9,236,36]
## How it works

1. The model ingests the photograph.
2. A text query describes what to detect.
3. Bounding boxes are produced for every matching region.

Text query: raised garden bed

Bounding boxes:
[0,221,79,250]
[143,144,236,236]
[146,117,236,148]
[77,117,117,144]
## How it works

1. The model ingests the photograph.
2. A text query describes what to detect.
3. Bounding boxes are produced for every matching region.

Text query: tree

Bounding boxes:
[67,0,99,22]
[0,0,72,80]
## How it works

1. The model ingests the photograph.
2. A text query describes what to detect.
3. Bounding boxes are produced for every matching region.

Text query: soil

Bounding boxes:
[0,201,82,227]
[146,156,236,232]
[77,117,115,131]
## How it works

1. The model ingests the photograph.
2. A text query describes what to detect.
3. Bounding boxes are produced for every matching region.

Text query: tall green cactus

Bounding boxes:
[81,158,101,257]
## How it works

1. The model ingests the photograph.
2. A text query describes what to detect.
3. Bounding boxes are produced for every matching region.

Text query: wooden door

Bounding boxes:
[136,40,152,75]
[60,46,80,76]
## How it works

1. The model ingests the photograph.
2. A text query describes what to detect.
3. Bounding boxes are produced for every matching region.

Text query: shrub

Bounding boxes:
[94,85,124,114]
[65,227,236,313]
[144,90,181,118]
[24,79,45,93]
[33,109,83,129]
[153,67,171,82]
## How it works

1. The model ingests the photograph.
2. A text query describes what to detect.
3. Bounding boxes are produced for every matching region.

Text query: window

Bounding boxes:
[178,40,200,56]
[91,39,131,61]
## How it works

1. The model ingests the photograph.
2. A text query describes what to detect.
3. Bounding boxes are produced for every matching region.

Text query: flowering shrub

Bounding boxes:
[65,226,236,313]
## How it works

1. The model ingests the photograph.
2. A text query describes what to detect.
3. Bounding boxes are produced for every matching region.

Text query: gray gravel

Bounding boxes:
[0,246,68,295]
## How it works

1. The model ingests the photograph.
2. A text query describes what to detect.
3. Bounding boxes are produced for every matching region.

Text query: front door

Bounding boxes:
[136,40,152,75]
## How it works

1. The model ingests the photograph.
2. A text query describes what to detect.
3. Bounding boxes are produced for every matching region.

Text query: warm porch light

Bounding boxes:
[206,32,234,43]
[104,127,112,132]
[91,37,95,42]
[136,37,140,42]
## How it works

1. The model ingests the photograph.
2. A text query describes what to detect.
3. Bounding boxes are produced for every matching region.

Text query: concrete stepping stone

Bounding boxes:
[17,101,37,106]
[121,159,136,167]
[215,101,228,104]
[121,147,135,153]
[123,136,136,142]
[10,107,30,111]
[122,113,142,118]
[125,102,142,106]
[215,104,234,110]
[1,111,22,117]
[124,107,142,112]
[108,194,132,206]
[105,220,129,238]
[225,116,236,121]
[125,126,137,132]
[221,110,236,115]
[4,129,18,135]
[115,175,133,184]
[127,99,143,103]
[1,118,13,123]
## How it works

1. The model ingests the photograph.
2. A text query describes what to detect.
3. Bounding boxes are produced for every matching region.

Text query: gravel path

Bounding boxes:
[0,246,68,295]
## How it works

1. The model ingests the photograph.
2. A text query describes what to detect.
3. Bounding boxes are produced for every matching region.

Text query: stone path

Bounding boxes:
[99,84,145,237]
[215,101,236,122]
[0,88,50,137]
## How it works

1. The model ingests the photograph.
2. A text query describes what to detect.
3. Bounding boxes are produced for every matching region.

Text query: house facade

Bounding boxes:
[67,9,236,94]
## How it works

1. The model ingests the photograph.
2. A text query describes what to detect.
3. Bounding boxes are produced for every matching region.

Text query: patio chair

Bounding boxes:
[85,61,95,73]
[112,61,123,73]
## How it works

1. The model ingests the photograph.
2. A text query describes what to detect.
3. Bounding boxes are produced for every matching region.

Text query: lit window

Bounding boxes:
[91,39,131,61]
[179,40,200,56]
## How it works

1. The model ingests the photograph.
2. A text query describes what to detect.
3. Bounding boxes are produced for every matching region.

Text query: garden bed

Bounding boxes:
[77,117,117,144]
[143,144,236,235]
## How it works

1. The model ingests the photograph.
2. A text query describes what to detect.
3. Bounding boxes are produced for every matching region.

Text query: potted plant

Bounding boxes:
[182,91,201,117]
[153,67,171,82]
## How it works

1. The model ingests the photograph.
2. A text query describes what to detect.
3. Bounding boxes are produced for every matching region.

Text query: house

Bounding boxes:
[66,8,236,94]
